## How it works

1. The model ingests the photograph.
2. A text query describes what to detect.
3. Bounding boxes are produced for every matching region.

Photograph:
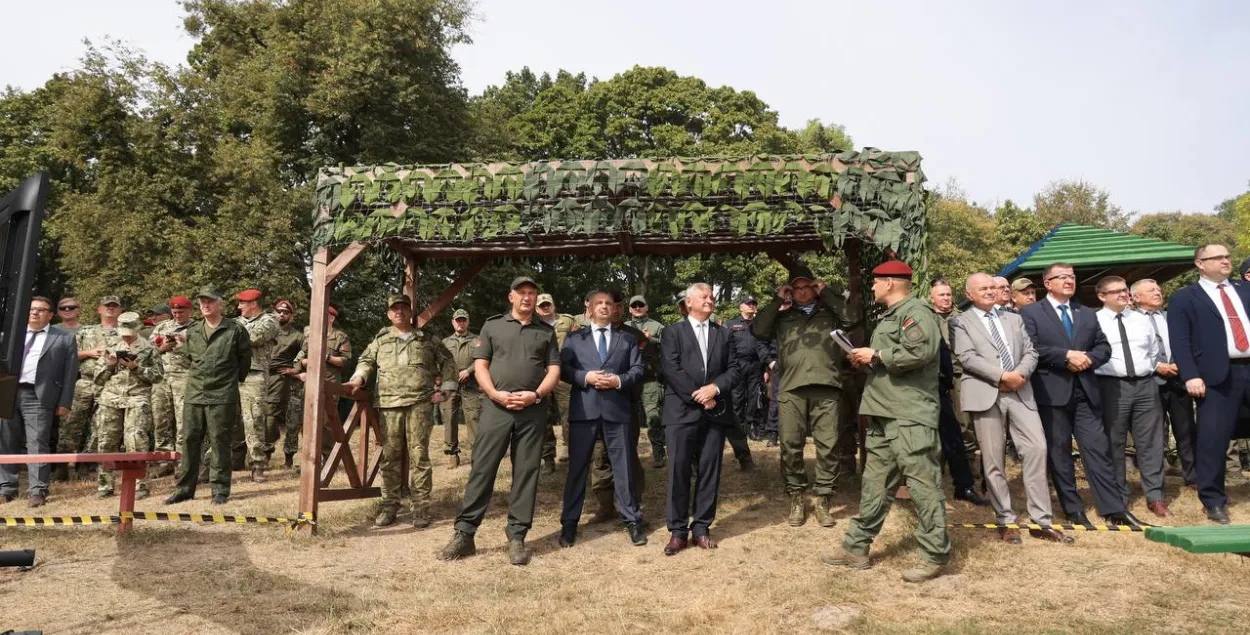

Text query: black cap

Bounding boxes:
[1241,255,1250,279]
[510,276,537,290]
[738,295,757,305]
[788,267,815,285]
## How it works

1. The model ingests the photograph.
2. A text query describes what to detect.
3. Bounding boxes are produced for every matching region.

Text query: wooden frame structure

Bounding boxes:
[297,152,930,533]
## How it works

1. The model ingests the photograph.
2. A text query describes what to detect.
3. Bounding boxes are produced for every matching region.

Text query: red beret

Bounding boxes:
[235,288,263,302]
[169,296,192,309]
[871,260,914,278]
[328,305,339,317]
[275,299,294,312]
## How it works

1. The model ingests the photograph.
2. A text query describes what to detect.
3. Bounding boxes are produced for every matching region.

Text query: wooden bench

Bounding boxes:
[1144,525,1250,556]
[0,451,179,532]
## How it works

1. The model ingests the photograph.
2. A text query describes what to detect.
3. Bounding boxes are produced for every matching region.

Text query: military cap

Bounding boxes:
[235,288,263,302]
[452,309,469,319]
[1240,255,1250,279]
[510,276,538,290]
[629,295,647,307]
[196,286,224,301]
[738,294,758,305]
[1011,278,1036,292]
[150,304,171,315]
[871,260,913,278]
[327,305,339,317]
[788,268,815,285]
[117,311,142,336]
[386,294,411,308]
[169,295,192,309]
[536,293,554,306]
[274,299,294,312]
[99,295,122,307]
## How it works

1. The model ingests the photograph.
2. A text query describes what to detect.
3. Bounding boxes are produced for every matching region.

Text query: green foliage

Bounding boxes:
[1033,179,1130,231]
[1129,211,1242,295]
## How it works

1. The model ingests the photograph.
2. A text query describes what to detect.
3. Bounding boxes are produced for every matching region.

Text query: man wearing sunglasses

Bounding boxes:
[268,300,305,469]
[55,298,82,333]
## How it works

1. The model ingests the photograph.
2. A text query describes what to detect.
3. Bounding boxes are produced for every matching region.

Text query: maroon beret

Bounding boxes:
[327,305,339,317]
[871,260,914,278]
[169,296,192,309]
[235,288,263,302]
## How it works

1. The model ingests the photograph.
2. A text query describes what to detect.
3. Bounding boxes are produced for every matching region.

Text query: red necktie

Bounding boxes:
[1218,283,1249,352]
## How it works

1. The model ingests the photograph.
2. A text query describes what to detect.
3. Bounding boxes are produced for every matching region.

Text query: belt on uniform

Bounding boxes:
[1113,375,1153,382]
[17,383,35,389]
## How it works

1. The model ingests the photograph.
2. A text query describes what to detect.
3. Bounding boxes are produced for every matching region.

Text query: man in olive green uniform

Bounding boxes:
[267,299,304,468]
[930,280,980,468]
[441,308,483,468]
[149,296,195,476]
[58,296,123,457]
[438,277,562,566]
[165,286,252,505]
[235,288,280,482]
[295,306,353,462]
[823,260,950,583]
[93,312,164,498]
[536,293,577,471]
[347,294,459,528]
[753,268,851,528]
[625,295,667,467]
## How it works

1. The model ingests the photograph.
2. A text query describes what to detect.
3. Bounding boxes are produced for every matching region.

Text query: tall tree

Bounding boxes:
[1033,179,1130,231]
[994,199,1049,254]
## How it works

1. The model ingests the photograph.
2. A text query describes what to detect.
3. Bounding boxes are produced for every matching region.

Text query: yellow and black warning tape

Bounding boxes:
[1,511,314,531]
[956,522,1146,533]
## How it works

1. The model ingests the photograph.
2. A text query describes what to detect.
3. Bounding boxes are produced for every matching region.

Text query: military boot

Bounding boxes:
[374,507,397,527]
[447,454,460,469]
[436,530,476,561]
[814,495,836,528]
[284,453,295,469]
[787,492,807,527]
[411,508,431,529]
[902,561,945,583]
[250,467,267,484]
[507,539,532,566]
[819,549,871,570]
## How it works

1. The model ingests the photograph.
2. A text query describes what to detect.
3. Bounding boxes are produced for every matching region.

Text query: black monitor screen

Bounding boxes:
[0,172,48,417]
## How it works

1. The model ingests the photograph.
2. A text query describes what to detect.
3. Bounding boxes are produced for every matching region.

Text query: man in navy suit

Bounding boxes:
[660,282,742,555]
[0,296,79,507]
[558,290,647,547]
[1167,244,1250,524]
[1020,263,1142,529]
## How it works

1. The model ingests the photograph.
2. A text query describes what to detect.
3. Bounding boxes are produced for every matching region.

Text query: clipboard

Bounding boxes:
[832,329,874,374]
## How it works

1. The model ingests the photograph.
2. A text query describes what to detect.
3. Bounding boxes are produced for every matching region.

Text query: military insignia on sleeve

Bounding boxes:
[472,338,481,347]
[341,342,351,353]
[902,317,916,330]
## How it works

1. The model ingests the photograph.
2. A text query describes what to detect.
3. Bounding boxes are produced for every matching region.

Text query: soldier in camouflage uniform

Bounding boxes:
[295,306,352,463]
[149,296,195,476]
[535,293,577,472]
[234,288,279,482]
[268,299,304,468]
[441,308,482,468]
[346,294,458,528]
[624,295,667,467]
[93,312,163,498]
[59,296,124,459]
[823,260,950,584]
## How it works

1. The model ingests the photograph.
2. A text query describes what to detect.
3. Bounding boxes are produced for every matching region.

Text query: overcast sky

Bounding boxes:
[4,1,1247,215]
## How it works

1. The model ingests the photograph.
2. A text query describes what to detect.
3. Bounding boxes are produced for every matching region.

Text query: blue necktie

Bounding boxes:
[597,327,608,363]
[1058,305,1074,339]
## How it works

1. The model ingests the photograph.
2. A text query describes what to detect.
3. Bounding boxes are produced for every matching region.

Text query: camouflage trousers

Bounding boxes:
[543,381,572,460]
[151,371,187,454]
[95,402,153,495]
[441,388,483,458]
[379,402,435,513]
[240,371,271,468]
[58,378,98,453]
[266,372,302,458]
[642,380,665,454]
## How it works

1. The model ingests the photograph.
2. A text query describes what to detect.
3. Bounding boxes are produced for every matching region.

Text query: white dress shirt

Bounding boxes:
[590,323,613,354]
[1198,277,1250,359]
[971,306,1008,371]
[1094,308,1159,378]
[19,327,48,384]
[1135,307,1171,361]
[687,315,711,378]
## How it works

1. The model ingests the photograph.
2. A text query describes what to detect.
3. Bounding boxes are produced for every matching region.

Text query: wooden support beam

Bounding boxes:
[766,249,801,274]
[325,241,369,283]
[298,246,331,534]
[416,257,490,328]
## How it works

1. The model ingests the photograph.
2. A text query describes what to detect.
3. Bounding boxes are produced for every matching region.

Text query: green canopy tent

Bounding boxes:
[296,151,931,532]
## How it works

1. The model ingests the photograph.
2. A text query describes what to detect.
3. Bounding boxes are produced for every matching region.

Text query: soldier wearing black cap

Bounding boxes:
[438,276,561,566]
[725,294,766,439]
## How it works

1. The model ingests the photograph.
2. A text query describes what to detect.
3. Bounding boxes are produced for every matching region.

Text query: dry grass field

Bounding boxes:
[3,438,1250,635]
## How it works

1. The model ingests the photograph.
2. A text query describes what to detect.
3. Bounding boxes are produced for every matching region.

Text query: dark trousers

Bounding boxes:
[0,387,54,497]
[938,390,975,492]
[1099,376,1166,504]
[564,418,641,526]
[725,419,752,463]
[175,402,235,498]
[731,369,763,437]
[1195,363,1250,508]
[665,419,725,538]
[1159,380,1197,484]
[764,370,780,436]
[590,416,644,509]
[1038,383,1125,517]
[454,405,545,541]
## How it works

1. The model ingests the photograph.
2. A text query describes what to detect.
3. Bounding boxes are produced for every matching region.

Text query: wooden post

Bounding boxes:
[298,246,331,534]
[404,256,419,325]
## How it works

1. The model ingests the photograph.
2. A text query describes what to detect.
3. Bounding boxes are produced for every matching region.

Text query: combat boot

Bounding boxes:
[507,539,532,566]
[447,454,460,469]
[902,561,945,583]
[814,495,836,528]
[411,508,431,529]
[436,530,477,561]
[284,453,295,469]
[819,549,871,570]
[787,492,807,527]
[250,467,267,484]
[374,507,397,527]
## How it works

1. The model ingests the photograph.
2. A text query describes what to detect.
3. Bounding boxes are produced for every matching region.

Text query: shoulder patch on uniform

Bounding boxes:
[472,338,482,347]
[485,314,504,322]
[902,317,917,330]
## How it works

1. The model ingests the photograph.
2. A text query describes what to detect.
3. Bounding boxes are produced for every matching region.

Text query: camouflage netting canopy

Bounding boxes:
[313,150,929,267]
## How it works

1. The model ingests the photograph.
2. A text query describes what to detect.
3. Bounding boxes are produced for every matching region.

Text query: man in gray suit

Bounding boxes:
[951,274,1068,544]
[1,296,79,507]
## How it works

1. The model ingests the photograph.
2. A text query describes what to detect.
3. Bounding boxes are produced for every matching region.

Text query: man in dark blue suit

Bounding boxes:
[1020,263,1141,529]
[1167,244,1250,524]
[558,290,647,547]
[660,282,742,555]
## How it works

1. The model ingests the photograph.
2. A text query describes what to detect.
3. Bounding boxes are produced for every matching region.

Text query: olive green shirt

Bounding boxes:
[546,313,579,349]
[271,322,304,372]
[296,326,353,381]
[933,307,962,376]
[858,295,941,426]
[183,318,252,405]
[353,326,458,408]
[752,287,850,392]
[473,313,560,393]
[442,332,480,391]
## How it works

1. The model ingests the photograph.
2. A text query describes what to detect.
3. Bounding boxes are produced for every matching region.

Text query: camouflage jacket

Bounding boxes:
[76,324,121,379]
[297,326,353,381]
[94,338,164,408]
[149,318,195,377]
[353,326,458,408]
[237,312,279,373]
[442,332,480,391]
[547,314,579,349]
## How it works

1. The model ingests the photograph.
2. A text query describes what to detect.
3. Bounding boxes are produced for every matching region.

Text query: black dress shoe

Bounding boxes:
[738,456,756,471]
[626,521,648,546]
[1206,505,1231,525]
[164,492,193,505]
[1066,512,1095,530]
[558,525,577,548]
[954,488,989,507]
[1103,511,1144,530]
[211,494,228,505]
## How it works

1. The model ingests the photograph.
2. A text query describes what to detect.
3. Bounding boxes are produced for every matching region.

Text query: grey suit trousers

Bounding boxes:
[0,387,55,497]
[969,391,1052,525]
[1098,375,1166,505]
